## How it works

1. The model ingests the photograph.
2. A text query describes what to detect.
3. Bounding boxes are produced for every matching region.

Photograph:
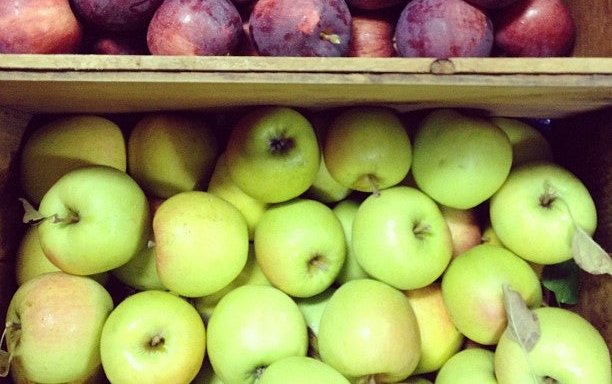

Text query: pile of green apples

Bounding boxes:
[2,106,610,384]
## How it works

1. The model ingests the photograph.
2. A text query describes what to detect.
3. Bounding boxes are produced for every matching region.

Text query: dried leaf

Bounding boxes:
[571,227,612,275]
[0,349,10,377]
[19,197,45,224]
[502,284,540,352]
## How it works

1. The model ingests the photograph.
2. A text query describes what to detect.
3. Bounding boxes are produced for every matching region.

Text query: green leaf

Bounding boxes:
[541,260,580,305]
[571,227,612,275]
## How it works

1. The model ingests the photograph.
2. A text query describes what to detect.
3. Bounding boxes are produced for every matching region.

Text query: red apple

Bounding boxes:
[346,0,408,10]
[0,0,83,53]
[147,0,243,56]
[348,10,397,57]
[440,205,483,258]
[493,0,576,57]
[90,32,149,55]
[71,0,164,32]
[394,0,494,58]
[466,0,520,8]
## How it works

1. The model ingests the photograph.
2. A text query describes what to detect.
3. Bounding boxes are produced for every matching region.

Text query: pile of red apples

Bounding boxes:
[2,106,610,383]
[0,0,577,58]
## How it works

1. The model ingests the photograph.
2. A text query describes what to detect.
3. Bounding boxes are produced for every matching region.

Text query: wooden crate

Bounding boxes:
[0,0,611,382]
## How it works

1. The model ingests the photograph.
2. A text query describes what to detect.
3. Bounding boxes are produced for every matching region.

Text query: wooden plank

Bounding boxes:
[0,69,610,118]
[0,55,611,74]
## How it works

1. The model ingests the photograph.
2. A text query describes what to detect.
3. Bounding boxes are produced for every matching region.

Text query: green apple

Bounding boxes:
[111,196,166,291]
[411,109,513,209]
[127,112,219,198]
[495,307,611,384]
[490,117,553,167]
[15,226,108,286]
[303,153,351,203]
[405,377,434,384]
[439,205,482,258]
[352,186,453,290]
[405,282,464,374]
[318,278,421,382]
[206,285,308,384]
[4,272,113,383]
[332,197,369,284]
[258,356,350,384]
[441,244,543,345]
[19,114,126,204]
[323,106,411,193]
[10,360,106,384]
[100,290,206,384]
[225,106,320,203]
[489,161,597,265]
[254,198,346,298]
[153,190,249,297]
[207,152,269,239]
[435,348,497,384]
[193,245,271,323]
[294,287,336,358]
[36,165,150,275]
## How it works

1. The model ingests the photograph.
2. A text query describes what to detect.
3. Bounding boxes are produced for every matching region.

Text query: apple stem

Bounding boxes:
[0,322,19,378]
[413,222,432,238]
[18,197,45,224]
[308,255,328,272]
[367,174,381,197]
[50,211,80,224]
[539,181,558,208]
[320,31,341,45]
[147,240,156,249]
[149,334,164,348]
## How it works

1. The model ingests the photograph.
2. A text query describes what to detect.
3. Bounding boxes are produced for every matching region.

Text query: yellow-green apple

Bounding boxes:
[15,226,108,286]
[19,114,126,204]
[404,282,464,374]
[153,191,249,297]
[435,348,497,384]
[206,285,308,384]
[411,109,513,209]
[304,153,351,203]
[490,117,553,167]
[111,196,166,291]
[258,356,350,384]
[489,161,597,265]
[36,165,150,275]
[254,198,346,298]
[318,278,421,382]
[332,197,369,283]
[100,290,206,384]
[193,245,271,323]
[405,377,434,384]
[441,244,542,345]
[352,186,453,290]
[127,112,219,198]
[3,272,113,383]
[323,106,411,193]
[294,287,336,358]
[9,360,106,384]
[480,224,545,278]
[495,307,611,384]
[225,106,320,203]
[440,205,482,258]
[207,152,269,239]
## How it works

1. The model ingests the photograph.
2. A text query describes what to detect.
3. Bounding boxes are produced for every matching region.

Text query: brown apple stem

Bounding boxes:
[367,174,381,197]
[147,240,156,249]
[320,31,341,45]
[308,255,328,272]
[50,211,80,224]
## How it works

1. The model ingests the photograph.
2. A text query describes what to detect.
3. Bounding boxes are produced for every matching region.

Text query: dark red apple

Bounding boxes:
[147,0,243,56]
[465,0,519,8]
[249,0,352,57]
[348,10,397,57]
[71,0,164,32]
[346,0,408,10]
[0,0,83,53]
[494,0,576,57]
[91,32,150,55]
[394,0,494,58]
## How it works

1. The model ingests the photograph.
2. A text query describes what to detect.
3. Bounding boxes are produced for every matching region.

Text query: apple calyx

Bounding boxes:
[147,334,165,350]
[0,321,20,377]
[320,30,342,45]
[413,221,432,240]
[268,135,294,155]
[308,254,329,273]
